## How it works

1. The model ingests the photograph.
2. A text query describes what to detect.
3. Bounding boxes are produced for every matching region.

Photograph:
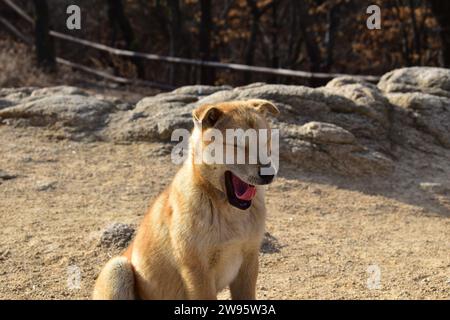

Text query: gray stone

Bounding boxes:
[295,122,356,144]
[385,92,450,148]
[378,67,450,98]
[419,182,450,195]
[100,223,135,249]
[260,232,282,254]
[2,67,450,176]
[0,86,116,140]
[171,85,232,96]
[0,170,17,180]
[36,181,57,191]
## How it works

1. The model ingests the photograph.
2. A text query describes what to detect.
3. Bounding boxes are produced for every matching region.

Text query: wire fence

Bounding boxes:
[1,0,381,90]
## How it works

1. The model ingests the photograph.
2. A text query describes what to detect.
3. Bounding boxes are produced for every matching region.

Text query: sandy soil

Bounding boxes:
[0,125,449,300]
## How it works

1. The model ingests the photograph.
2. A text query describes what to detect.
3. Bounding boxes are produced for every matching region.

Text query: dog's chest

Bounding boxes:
[206,199,266,292]
[211,245,244,292]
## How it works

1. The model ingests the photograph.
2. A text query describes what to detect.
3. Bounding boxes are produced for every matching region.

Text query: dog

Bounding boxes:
[92,99,279,300]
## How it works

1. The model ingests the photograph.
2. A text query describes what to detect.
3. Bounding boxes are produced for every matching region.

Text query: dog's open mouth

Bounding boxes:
[224,171,256,210]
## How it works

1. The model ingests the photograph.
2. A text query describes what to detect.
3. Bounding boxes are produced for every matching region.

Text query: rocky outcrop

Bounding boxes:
[0,86,116,140]
[419,182,450,195]
[378,67,450,98]
[99,223,135,249]
[104,92,197,142]
[378,67,450,149]
[1,67,449,176]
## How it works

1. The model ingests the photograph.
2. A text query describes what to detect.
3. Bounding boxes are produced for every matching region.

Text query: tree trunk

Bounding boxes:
[408,0,421,64]
[244,19,258,84]
[167,0,181,85]
[393,0,412,66]
[269,0,279,83]
[430,0,450,67]
[199,0,214,85]
[297,1,323,86]
[323,4,340,72]
[33,0,56,71]
[287,0,303,71]
[107,0,145,78]
[244,0,272,84]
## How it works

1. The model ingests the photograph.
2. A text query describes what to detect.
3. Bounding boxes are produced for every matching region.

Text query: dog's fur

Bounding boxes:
[92,99,279,300]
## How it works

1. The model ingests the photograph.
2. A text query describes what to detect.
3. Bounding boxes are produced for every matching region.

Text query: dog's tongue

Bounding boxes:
[231,174,256,201]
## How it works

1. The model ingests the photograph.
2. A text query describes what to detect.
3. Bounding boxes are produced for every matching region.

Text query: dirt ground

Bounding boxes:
[0,125,449,300]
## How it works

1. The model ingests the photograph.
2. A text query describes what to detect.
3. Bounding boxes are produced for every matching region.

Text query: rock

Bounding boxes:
[29,86,88,97]
[171,85,232,96]
[419,182,450,195]
[385,92,450,148]
[260,232,282,254]
[36,181,57,191]
[0,170,17,180]
[151,144,173,156]
[0,86,116,140]
[197,83,335,124]
[0,248,10,261]
[280,122,394,175]
[104,93,197,142]
[2,67,450,176]
[0,99,14,110]
[0,87,37,103]
[113,80,395,174]
[295,122,356,144]
[378,67,450,98]
[326,76,390,124]
[99,223,135,249]
[116,102,134,111]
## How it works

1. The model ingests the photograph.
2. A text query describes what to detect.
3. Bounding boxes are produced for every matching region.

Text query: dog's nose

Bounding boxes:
[259,173,274,184]
[259,163,276,184]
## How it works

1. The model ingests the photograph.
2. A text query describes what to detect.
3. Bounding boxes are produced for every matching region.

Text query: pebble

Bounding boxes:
[0,170,17,180]
[36,181,57,191]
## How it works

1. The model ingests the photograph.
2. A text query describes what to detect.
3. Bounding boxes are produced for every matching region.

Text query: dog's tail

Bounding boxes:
[92,256,135,300]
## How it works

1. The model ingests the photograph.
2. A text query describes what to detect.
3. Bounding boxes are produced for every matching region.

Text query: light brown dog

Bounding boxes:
[93,99,279,300]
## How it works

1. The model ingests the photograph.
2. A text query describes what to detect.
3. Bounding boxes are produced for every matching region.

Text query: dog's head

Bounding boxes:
[191,99,279,210]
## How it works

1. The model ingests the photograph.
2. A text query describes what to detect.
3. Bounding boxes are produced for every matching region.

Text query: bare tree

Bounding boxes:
[244,0,273,83]
[297,0,324,86]
[33,0,55,71]
[408,0,421,64]
[167,0,182,85]
[199,0,215,85]
[323,2,343,72]
[286,0,304,70]
[430,0,450,67]
[107,0,145,78]
[269,0,279,83]
[393,0,413,66]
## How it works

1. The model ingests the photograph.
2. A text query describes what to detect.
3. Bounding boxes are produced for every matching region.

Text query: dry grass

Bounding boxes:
[0,37,161,102]
[0,39,58,88]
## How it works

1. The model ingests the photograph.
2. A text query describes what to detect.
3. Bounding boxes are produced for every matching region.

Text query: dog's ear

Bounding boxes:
[248,99,279,116]
[192,104,223,128]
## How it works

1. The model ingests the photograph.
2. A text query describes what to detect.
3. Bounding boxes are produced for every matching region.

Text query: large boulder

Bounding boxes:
[0,86,116,140]
[377,67,450,150]
[104,92,198,142]
[295,121,356,144]
[104,85,233,142]
[1,67,450,176]
[385,92,450,148]
[378,67,450,98]
[280,122,394,175]
[99,223,135,249]
[170,85,232,96]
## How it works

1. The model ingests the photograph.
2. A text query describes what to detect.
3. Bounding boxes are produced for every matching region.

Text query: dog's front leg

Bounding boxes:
[229,250,259,300]
[179,260,217,300]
